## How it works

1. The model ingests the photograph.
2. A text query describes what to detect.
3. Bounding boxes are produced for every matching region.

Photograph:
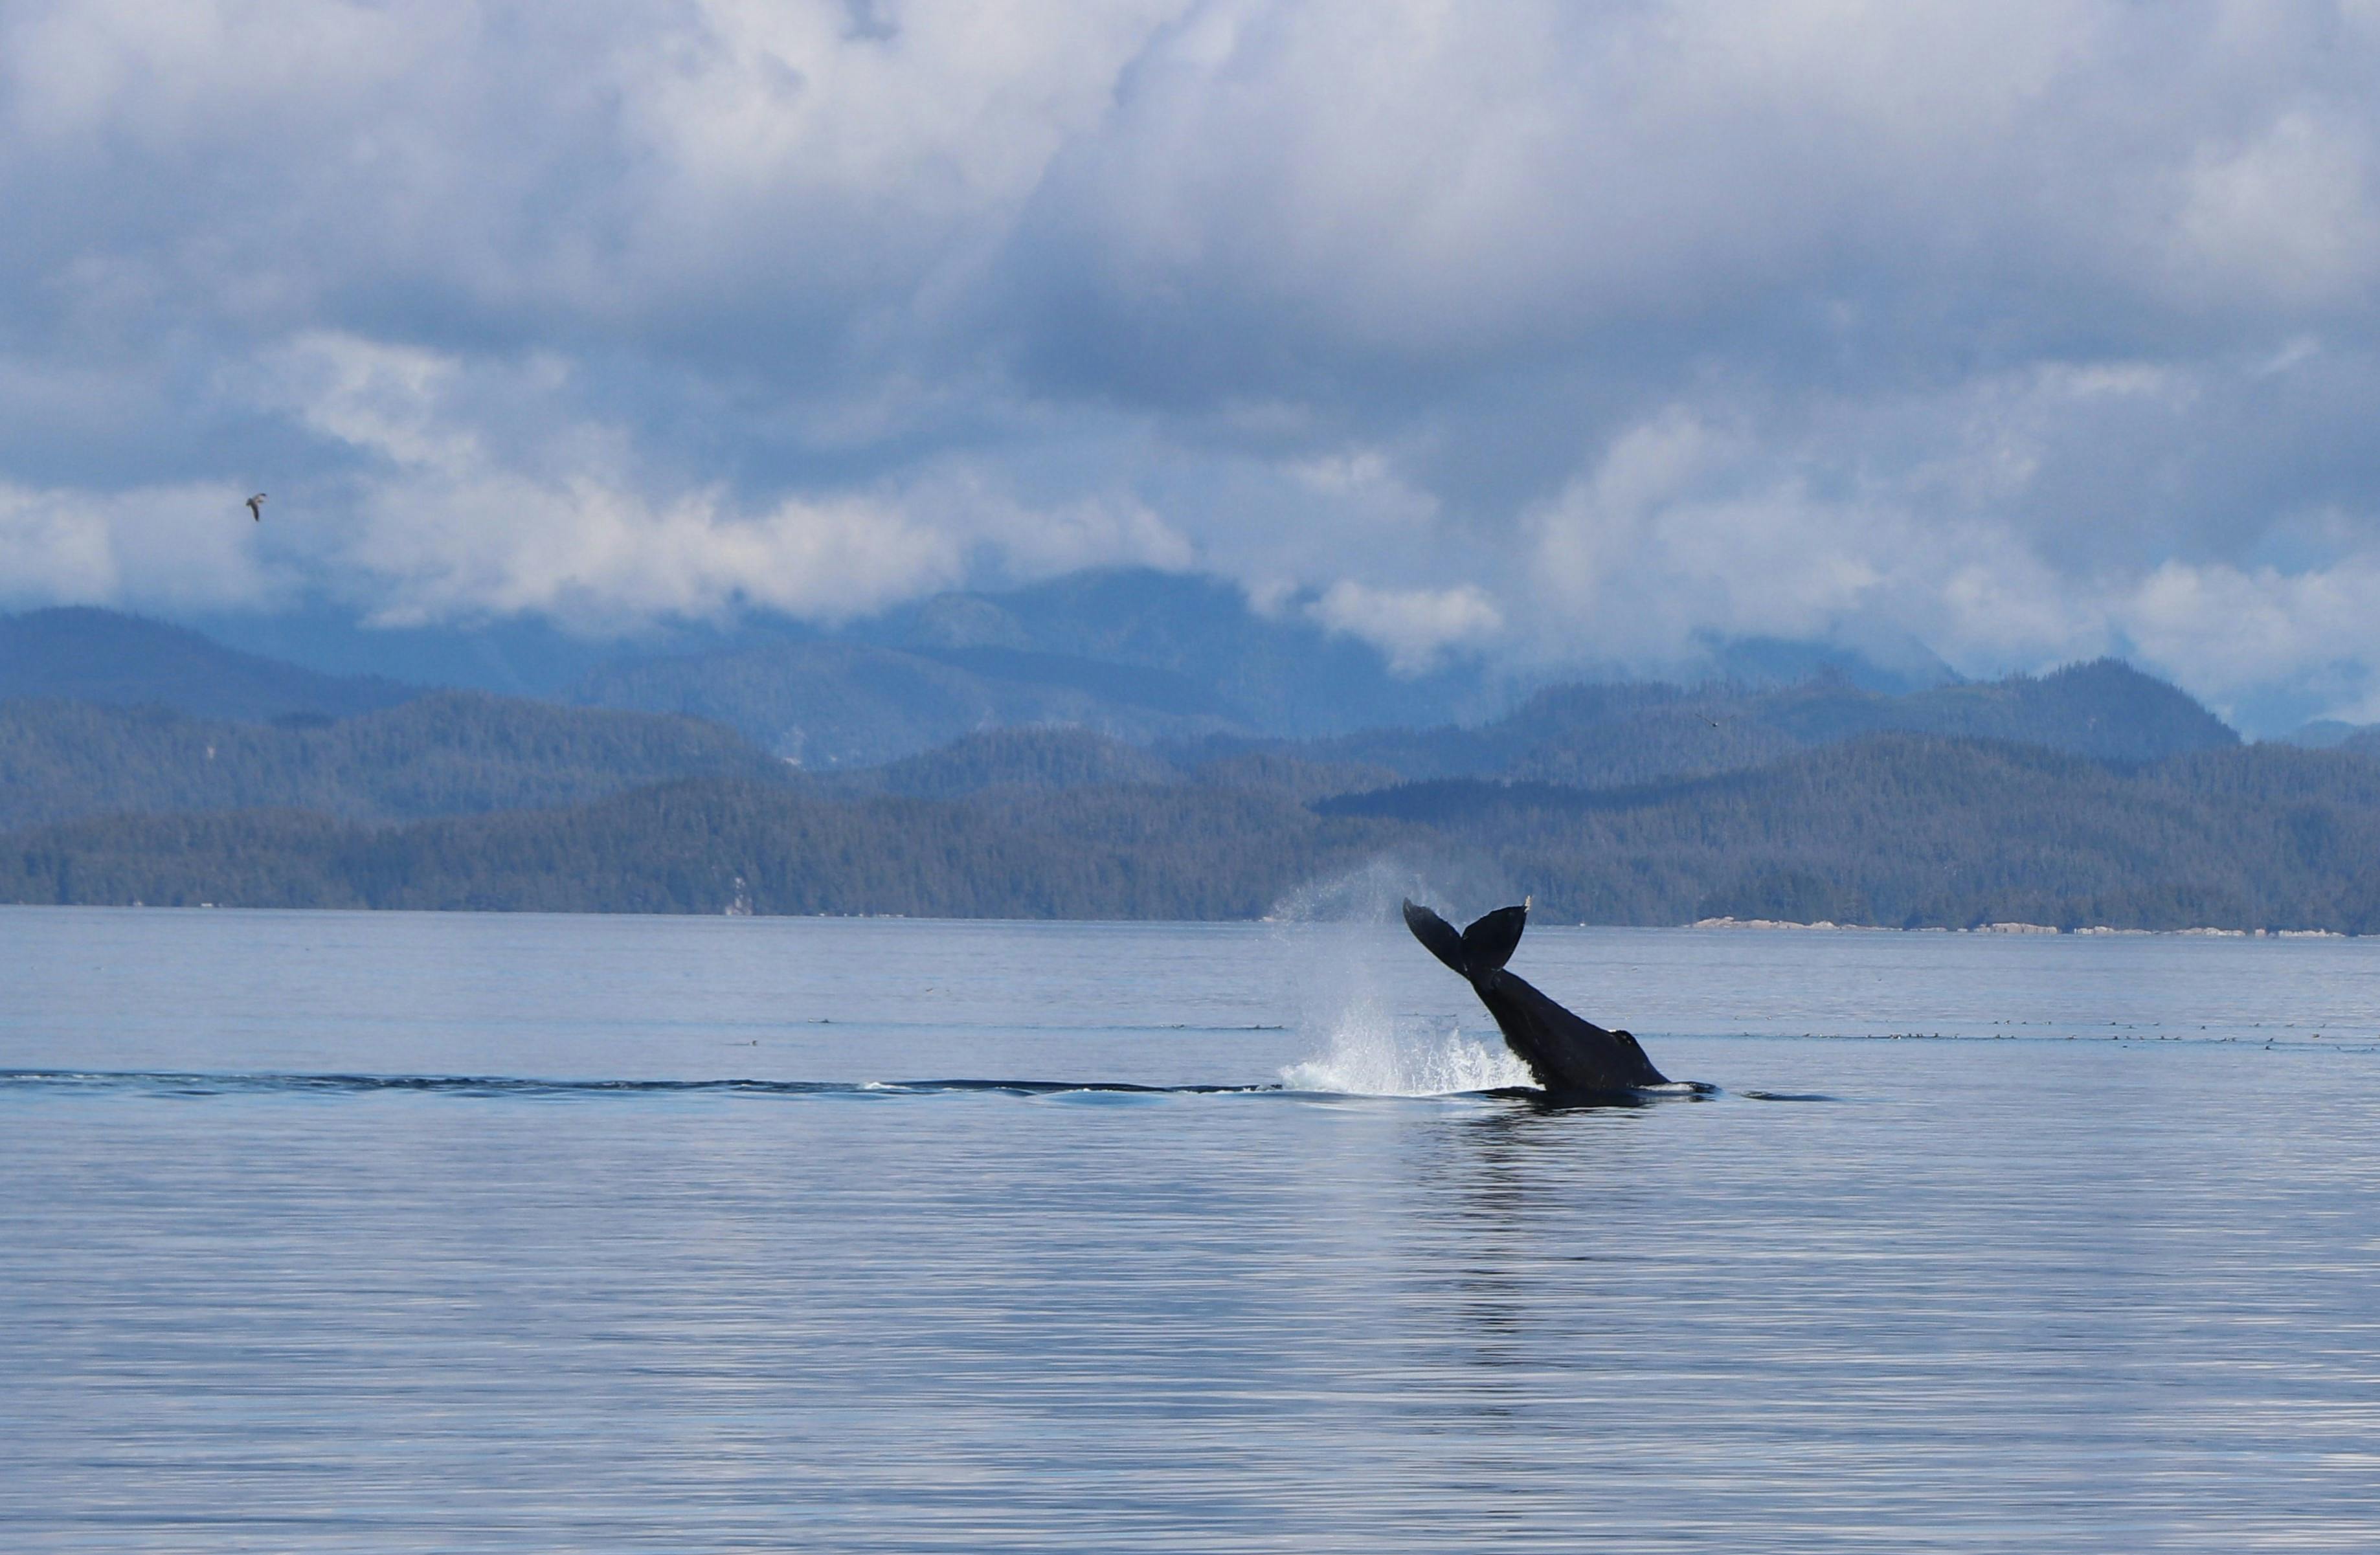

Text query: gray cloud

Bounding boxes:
[5,1,2380,728]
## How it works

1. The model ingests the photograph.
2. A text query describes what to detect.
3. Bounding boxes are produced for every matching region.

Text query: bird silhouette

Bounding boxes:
[245,493,266,522]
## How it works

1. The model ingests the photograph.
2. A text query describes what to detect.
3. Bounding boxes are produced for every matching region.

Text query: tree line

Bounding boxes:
[10,732,2380,931]
[0,692,784,832]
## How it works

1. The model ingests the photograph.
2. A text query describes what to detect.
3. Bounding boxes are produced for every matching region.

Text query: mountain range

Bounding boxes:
[5,570,2377,928]
[76,569,1963,766]
[0,608,412,724]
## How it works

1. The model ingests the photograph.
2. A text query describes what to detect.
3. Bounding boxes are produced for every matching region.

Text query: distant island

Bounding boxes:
[6,587,2380,933]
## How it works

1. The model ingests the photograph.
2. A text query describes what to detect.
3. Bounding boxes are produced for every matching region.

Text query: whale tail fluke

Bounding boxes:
[1402,899,1527,979]
[1402,899,1468,974]
[1460,903,1527,974]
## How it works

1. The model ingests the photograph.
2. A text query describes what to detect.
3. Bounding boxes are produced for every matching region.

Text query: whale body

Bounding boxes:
[1402,899,1670,1097]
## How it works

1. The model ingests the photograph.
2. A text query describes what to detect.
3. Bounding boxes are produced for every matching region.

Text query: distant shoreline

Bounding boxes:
[0,899,2360,939]
[1691,916,2348,939]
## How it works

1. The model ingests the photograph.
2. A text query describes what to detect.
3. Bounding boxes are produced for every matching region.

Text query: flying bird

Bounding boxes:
[245,493,266,522]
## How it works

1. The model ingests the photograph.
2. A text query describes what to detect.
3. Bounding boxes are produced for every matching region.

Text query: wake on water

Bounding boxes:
[0,1068,1515,1102]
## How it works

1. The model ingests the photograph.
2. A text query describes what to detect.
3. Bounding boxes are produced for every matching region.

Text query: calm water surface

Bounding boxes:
[3,907,2377,1552]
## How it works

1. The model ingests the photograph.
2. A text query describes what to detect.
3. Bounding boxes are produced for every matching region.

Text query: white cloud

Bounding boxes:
[2175,110,2380,309]
[347,475,960,629]
[1525,409,1898,661]
[1310,579,1503,675]
[2116,557,2380,723]
[9,4,2380,728]
[241,331,1190,629]
[999,0,2293,371]
[0,479,276,610]
[1287,449,1438,526]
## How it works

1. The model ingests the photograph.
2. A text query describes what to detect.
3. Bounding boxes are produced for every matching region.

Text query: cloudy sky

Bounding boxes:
[6,0,2380,727]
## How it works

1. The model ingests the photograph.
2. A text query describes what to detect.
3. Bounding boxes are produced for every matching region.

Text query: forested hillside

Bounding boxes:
[0,779,1419,919]
[573,639,1246,768]
[0,693,788,831]
[1300,659,2238,785]
[8,601,2366,931]
[13,735,2380,932]
[1320,736,2380,929]
[817,726,1185,800]
[18,654,2221,833]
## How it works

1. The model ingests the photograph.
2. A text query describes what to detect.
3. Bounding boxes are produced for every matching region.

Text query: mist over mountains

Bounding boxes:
[4,569,2377,930]
[34,567,1969,761]
[193,569,1543,760]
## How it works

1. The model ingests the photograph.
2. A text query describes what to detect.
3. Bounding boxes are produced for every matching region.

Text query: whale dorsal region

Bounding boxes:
[1402,899,1670,1098]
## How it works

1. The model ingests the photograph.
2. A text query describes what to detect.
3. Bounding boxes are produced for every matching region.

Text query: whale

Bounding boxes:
[1402,898,1670,1098]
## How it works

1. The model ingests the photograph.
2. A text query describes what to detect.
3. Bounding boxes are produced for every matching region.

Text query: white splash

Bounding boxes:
[1279,994,1531,1097]
[1264,855,1532,1095]
[1266,857,1437,925]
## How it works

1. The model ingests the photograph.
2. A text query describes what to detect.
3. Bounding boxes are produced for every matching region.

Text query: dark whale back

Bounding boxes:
[1402,899,1669,1097]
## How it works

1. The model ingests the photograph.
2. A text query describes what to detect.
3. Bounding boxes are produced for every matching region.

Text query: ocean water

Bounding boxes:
[3,906,2377,1552]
